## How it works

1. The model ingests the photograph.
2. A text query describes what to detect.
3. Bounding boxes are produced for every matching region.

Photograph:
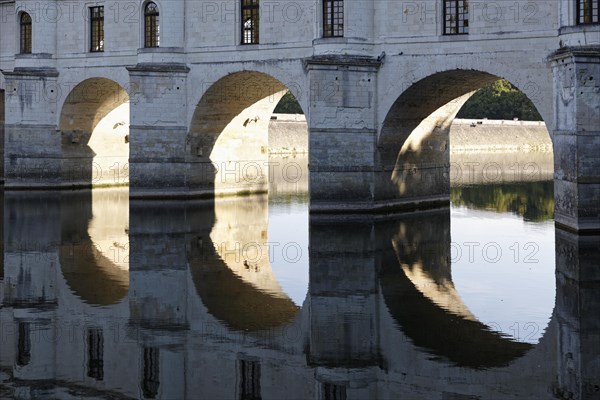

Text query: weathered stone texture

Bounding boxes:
[0,1,598,230]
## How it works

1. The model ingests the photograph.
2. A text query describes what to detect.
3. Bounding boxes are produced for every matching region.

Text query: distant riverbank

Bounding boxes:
[268,114,552,155]
[450,119,551,153]
[268,115,553,185]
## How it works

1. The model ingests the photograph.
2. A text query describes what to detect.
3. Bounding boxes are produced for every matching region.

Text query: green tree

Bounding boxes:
[274,91,303,114]
[274,80,542,121]
[457,80,542,121]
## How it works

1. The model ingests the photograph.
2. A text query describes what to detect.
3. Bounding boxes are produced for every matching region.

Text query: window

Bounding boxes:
[443,0,469,35]
[322,383,346,400]
[17,322,31,366]
[239,359,261,400]
[576,0,599,24]
[87,329,104,380]
[323,0,344,37]
[90,6,104,52]
[20,13,32,54]
[142,347,160,399]
[241,0,259,44]
[144,2,160,48]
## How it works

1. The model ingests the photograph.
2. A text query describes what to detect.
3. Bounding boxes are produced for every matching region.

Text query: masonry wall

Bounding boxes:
[0,1,16,70]
[374,0,558,42]
[0,89,4,181]
[0,1,575,63]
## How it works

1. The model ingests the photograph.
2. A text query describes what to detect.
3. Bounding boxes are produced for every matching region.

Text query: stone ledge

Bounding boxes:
[304,55,382,70]
[127,63,190,74]
[547,45,600,62]
[1,68,59,78]
[310,196,449,215]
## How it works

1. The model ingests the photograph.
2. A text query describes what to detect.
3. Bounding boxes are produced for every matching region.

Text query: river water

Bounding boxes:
[0,155,598,400]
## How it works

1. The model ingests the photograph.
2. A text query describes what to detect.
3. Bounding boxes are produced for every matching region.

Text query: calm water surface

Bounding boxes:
[1,158,598,399]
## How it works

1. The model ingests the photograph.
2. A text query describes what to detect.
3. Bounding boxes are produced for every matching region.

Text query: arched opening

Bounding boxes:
[187,71,309,331]
[188,71,307,197]
[59,78,130,187]
[378,69,555,366]
[59,189,130,306]
[377,70,552,204]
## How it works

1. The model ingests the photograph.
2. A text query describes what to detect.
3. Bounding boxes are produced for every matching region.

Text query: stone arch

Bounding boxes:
[187,70,307,196]
[59,78,130,187]
[376,69,552,206]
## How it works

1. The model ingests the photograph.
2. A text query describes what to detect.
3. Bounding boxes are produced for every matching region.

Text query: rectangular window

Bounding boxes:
[17,322,31,366]
[90,6,104,52]
[239,359,261,400]
[323,0,344,37]
[322,383,347,400]
[20,13,32,54]
[144,2,160,48]
[142,347,160,399]
[241,0,259,44]
[576,0,599,24]
[443,0,469,35]
[87,329,104,380]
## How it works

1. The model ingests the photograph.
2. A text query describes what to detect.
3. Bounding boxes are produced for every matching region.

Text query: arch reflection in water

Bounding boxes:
[190,194,304,332]
[380,211,534,369]
[450,184,555,344]
[381,183,554,368]
[59,189,130,306]
[2,188,597,399]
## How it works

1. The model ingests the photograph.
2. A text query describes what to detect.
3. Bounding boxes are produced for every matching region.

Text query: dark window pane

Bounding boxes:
[444,0,469,35]
[323,0,344,38]
[87,328,104,380]
[576,0,599,24]
[241,0,259,44]
[142,347,160,399]
[20,13,32,54]
[322,383,347,400]
[17,322,31,366]
[145,2,160,48]
[90,6,104,52]
[239,359,261,400]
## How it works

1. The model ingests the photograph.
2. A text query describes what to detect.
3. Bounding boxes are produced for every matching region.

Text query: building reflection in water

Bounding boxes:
[1,181,598,399]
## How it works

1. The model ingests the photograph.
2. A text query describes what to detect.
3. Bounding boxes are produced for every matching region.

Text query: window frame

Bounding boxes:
[576,0,599,24]
[17,321,31,366]
[142,347,160,399]
[241,0,260,45]
[144,2,160,48]
[443,0,469,35]
[20,12,32,54]
[87,328,104,381]
[89,6,104,53]
[239,359,261,400]
[322,0,344,38]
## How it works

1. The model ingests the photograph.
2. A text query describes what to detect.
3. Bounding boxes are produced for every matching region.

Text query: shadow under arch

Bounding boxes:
[187,71,305,196]
[59,78,130,187]
[376,69,550,207]
[188,196,301,332]
[58,190,129,306]
[378,211,543,369]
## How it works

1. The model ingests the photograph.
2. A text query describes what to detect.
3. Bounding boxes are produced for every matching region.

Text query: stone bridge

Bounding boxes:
[0,0,599,233]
